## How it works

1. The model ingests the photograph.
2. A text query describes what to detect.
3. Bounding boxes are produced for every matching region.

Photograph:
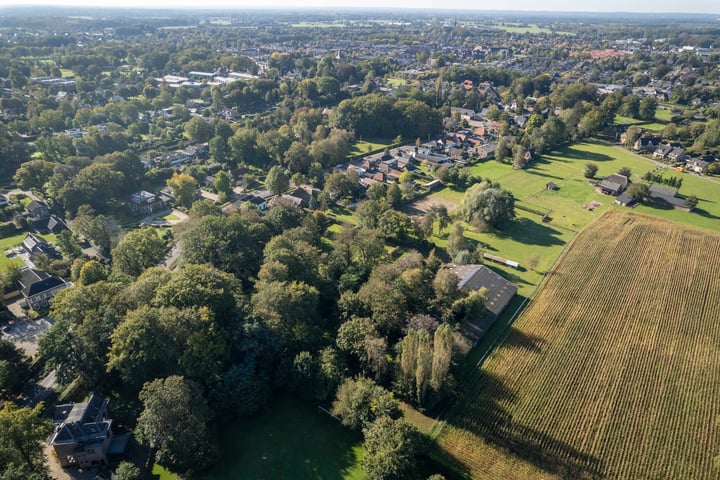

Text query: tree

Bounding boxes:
[13,159,55,190]
[184,116,212,143]
[684,194,698,211]
[136,376,216,476]
[638,97,658,121]
[0,340,31,398]
[618,167,632,179]
[446,222,470,259]
[213,170,232,198]
[112,227,167,277]
[584,162,598,179]
[108,306,228,389]
[112,461,140,480]
[331,377,401,430]
[461,182,515,230]
[625,126,641,149]
[361,416,422,480]
[265,165,290,195]
[78,260,108,285]
[55,230,82,260]
[0,402,52,478]
[209,135,227,164]
[166,172,196,208]
[252,280,320,346]
[626,182,650,202]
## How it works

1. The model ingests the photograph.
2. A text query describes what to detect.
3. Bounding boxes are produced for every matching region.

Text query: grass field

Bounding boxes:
[614,114,666,132]
[433,210,720,479]
[420,139,720,298]
[0,232,58,269]
[348,138,393,158]
[205,396,365,480]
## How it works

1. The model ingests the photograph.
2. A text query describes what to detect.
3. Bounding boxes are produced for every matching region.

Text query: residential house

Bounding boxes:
[599,174,629,196]
[21,233,62,261]
[51,394,129,469]
[17,268,70,310]
[667,147,687,163]
[33,214,68,235]
[26,200,50,221]
[633,136,663,152]
[475,143,497,160]
[652,144,673,160]
[686,158,710,173]
[128,191,166,215]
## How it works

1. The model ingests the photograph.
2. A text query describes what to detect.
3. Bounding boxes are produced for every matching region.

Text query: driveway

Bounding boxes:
[0,314,54,358]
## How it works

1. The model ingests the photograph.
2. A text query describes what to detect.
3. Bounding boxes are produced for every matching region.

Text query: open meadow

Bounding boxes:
[432,210,720,480]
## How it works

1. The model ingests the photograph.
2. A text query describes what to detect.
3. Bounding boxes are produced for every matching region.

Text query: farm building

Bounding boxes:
[446,263,518,355]
[599,173,629,196]
[448,264,518,317]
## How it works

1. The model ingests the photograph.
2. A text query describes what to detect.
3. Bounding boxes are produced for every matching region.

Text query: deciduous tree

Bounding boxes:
[112,227,167,277]
[136,376,216,476]
[166,172,196,208]
[461,182,515,230]
[361,416,422,480]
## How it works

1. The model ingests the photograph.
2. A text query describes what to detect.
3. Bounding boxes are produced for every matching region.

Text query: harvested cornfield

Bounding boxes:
[434,210,720,480]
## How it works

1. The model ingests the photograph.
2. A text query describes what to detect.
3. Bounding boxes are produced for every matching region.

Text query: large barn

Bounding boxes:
[446,264,518,354]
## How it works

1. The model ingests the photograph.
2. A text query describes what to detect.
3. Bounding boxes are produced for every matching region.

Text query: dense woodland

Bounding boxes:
[1,7,720,480]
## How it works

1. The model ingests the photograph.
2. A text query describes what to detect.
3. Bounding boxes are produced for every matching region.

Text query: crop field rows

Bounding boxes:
[434,211,720,479]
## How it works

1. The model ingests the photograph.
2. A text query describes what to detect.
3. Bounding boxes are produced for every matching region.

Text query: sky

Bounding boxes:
[3,0,720,14]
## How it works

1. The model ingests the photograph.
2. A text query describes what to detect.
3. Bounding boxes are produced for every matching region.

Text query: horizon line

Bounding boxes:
[1,4,720,16]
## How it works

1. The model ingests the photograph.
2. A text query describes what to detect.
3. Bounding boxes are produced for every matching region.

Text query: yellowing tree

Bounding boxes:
[167,172,196,208]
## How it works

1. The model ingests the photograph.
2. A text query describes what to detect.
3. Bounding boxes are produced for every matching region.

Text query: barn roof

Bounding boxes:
[447,264,517,317]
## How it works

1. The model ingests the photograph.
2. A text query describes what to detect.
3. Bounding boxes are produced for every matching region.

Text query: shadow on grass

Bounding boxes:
[547,145,614,163]
[446,369,604,480]
[496,217,565,247]
[206,396,363,480]
[524,167,565,181]
[484,264,533,286]
[692,207,720,220]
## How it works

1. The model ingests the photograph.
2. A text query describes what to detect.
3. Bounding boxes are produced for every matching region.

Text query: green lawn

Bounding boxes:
[205,396,365,480]
[614,114,666,132]
[348,138,393,158]
[0,231,59,269]
[654,107,674,122]
[151,464,179,480]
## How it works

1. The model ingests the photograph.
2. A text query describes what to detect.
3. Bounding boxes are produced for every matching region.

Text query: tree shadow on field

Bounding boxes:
[484,264,533,286]
[692,207,720,220]
[502,327,546,353]
[524,168,565,181]
[551,144,614,163]
[448,370,605,479]
[498,217,565,247]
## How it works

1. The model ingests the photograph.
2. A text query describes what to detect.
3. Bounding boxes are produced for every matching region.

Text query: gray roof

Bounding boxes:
[18,268,66,297]
[51,394,111,446]
[448,264,517,317]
